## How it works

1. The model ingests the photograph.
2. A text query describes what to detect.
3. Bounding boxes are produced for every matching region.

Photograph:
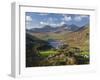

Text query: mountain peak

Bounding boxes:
[43,25,52,28]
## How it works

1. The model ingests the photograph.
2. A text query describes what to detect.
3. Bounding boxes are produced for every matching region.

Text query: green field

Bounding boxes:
[40,50,58,57]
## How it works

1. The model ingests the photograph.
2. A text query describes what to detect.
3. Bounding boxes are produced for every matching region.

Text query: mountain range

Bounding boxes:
[27,24,82,33]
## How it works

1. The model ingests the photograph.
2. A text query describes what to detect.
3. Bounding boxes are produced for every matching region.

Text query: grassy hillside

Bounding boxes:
[26,32,53,50]
[64,27,89,51]
[26,33,53,67]
[30,31,71,40]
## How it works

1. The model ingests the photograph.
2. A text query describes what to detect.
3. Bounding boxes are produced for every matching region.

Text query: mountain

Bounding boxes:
[26,32,52,50]
[69,24,80,31]
[75,24,89,32]
[28,25,56,33]
[28,24,80,33]
[64,26,89,50]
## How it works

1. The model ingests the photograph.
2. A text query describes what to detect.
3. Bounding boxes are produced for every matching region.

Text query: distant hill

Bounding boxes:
[75,24,89,32]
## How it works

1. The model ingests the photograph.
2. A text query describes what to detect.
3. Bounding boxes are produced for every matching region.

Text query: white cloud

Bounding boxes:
[40,21,48,25]
[74,16,82,21]
[74,15,88,21]
[40,17,69,27]
[40,22,43,24]
[26,16,32,21]
[41,17,55,25]
[62,15,72,21]
[40,21,67,27]
[65,16,72,21]
[60,21,65,25]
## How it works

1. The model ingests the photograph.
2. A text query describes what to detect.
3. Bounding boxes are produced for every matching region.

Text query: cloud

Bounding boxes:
[40,21,48,25]
[26,16,33,29]
[26,16,32,21]
[74,16,82,21]
[74,15,88,21]
[60,21,66,25]
[40,16,71,27]
[40,21,66,27]
[40,21,57,26]
[62,15,72,22]
[41,17,55,25]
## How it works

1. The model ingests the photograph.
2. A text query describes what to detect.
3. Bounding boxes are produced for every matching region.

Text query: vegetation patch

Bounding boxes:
[40,50,58,57]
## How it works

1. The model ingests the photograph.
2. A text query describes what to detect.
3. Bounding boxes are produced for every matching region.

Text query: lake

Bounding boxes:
[48,40,64,49]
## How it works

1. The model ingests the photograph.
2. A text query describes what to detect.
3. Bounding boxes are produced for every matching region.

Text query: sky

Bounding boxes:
[25,12,89,29]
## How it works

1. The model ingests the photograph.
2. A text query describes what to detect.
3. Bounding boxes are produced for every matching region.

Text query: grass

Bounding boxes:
[40,50,58,57]
[32,31,68,41]
[81,51,89,55]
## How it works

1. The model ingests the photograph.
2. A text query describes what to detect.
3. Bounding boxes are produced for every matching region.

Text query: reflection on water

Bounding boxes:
[48,40,64,49]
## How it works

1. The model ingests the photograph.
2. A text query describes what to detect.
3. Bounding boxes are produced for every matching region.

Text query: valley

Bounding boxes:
[26,24,89,67]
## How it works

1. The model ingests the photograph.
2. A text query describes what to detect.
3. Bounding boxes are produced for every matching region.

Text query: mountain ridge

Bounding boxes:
[27,24,81,33]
